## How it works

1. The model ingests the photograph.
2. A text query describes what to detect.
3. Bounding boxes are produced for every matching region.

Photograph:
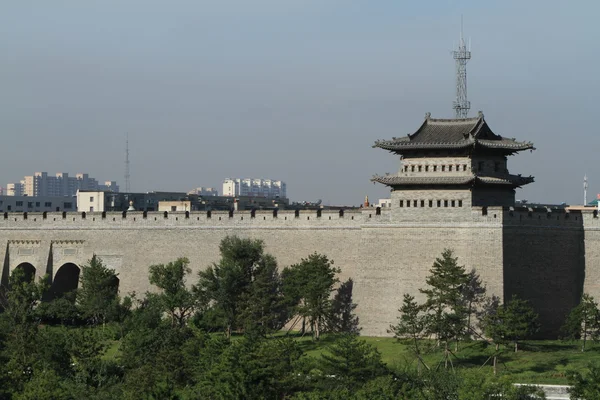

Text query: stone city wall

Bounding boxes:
[0,207,597,337]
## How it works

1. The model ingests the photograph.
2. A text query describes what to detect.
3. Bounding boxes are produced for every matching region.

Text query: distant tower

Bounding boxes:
[584,174,588,205]
[125,133,131,192]
[452,17,471,118]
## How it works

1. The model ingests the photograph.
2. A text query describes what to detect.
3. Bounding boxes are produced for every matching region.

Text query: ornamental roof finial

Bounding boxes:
[425,112,431,120]
[477,110,484,118]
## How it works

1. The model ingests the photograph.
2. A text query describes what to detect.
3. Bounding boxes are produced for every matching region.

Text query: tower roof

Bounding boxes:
[373,112,535,155]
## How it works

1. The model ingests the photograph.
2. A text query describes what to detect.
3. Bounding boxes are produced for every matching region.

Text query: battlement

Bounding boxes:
[0,209,390,229]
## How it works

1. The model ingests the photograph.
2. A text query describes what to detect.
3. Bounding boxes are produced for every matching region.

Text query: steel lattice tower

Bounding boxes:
[452,18,471,119]
[125,133,131,192]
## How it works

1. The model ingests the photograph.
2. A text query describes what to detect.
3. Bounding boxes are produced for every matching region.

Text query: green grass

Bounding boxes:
[100,331,600,385]
[275,334,600,384]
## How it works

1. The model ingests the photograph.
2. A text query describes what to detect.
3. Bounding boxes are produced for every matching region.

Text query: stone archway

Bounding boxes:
[50,263,80,301]
[13,262,36,284]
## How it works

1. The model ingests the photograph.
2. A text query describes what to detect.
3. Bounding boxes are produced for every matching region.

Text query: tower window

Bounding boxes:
[407,200,410,207]
[437,200,441,207]
[459,200,463,207]
[429,200,433,207]
[441,165,445,172]
[411,166,415,172]
[420,200,425,207]
[425,165,429,172]
[449,165,453,172]
[399,200,403,207]
[451,200,456,207]
[418,166,422,172]
[433,166,437,172]
[444,200,448,207]
[413,200,417,207]
[463,165,467,171]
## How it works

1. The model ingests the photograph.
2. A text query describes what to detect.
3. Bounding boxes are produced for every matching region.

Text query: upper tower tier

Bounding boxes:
[373,111,534,156]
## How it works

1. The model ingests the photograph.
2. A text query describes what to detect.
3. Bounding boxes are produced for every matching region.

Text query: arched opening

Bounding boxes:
[14,262,36,284]
[50,263,80,301]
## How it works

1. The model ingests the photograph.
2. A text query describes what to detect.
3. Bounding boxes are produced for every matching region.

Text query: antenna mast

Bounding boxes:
[584,174,588,205]
[125,133,131,192]
[452,16,471,118]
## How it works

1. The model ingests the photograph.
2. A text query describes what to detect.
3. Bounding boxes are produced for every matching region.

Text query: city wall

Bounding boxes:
[0,207,597,337]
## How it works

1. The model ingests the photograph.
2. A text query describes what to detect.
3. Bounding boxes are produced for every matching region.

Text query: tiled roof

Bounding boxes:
[371,173,534,187]
[373,112,534,153]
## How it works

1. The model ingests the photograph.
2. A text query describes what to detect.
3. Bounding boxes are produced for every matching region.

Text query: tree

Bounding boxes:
[240,254,289,335]
[328,278,360,335]
[389,294,427,371]
[560,293,600,351]
[461,269,487,338]
[483,294,539,353]
[196,236,270,337]
[0,268,48,391]
[320,335,387,391]
[78,255,120,326]
[419,249,469,365]
[148,257,197,328]
[282,253,340,340]
[568,363,600,400]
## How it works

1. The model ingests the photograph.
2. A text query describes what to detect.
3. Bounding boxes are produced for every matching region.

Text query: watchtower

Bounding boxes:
[372,112,535,217]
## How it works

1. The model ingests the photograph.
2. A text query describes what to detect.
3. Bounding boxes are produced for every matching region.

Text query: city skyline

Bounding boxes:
[1,1,599,205]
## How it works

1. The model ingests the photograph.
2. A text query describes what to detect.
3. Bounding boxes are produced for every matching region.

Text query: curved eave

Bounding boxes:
[371,174,535,188]
[476,140,535,152]
[476,176,535,188]
[373,140,535,154]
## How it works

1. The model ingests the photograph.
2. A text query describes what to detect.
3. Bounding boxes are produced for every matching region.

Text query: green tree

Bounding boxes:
[282,253,340,340]
[196,236,266,337]
[0,268,48,392]
[389,294,428,371]
[148,257,197,328]
[328,278,360,335]
[420,249,469,365]
[319,335,387,392]
[241,254,289,335]
[461,268,487,338]
[561,293,600,352]
[568,363,600,400]
[78,255,120,326]
[483,294,540,353]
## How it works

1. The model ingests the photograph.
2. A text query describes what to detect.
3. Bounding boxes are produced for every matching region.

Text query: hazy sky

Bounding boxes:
[1,1,599,205]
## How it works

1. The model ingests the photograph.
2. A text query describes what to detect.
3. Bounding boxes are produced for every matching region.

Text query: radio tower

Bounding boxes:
[452,16,471,118]
[125,133,131,192]
[584,174,588,205]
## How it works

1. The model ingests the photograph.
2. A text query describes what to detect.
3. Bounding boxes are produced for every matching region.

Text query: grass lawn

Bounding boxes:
[288,334,599,384]
[101,331,599,385]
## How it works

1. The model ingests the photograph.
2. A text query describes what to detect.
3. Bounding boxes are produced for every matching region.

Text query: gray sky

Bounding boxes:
[1,0,599,205]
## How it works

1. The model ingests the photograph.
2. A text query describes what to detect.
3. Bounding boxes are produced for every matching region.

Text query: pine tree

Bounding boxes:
[389,294,427,371]
[561,293,600,351]
[77,255,120,326]
[419,249,469,365]
[282,253,340,340]
[241,254,289,335]
[484,294,539,353]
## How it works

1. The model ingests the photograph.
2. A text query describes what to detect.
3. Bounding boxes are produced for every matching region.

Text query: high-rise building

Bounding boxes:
[222,178,286,199]
[7,172,119,197]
